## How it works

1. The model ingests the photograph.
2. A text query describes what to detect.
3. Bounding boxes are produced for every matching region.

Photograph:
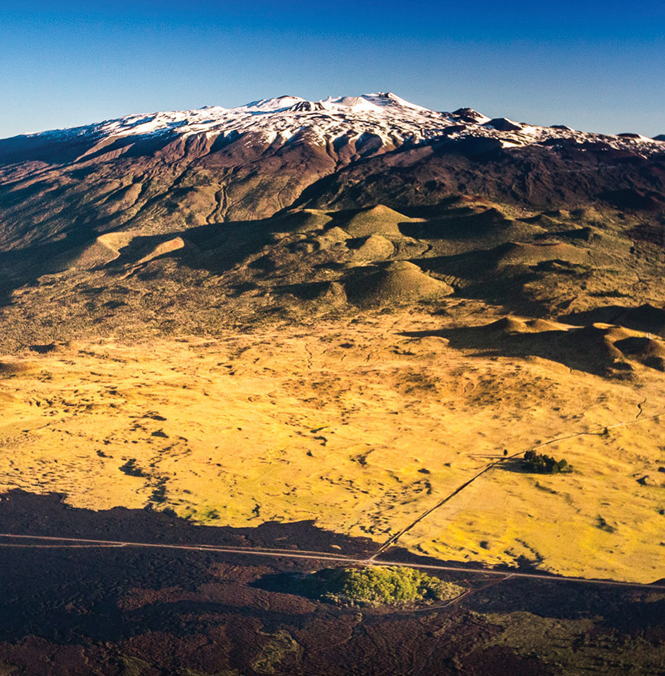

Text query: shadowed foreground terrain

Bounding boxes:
[0,492,663,676]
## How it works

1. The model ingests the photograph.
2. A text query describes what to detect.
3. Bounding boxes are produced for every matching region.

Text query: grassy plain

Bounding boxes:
[1,307,664,583]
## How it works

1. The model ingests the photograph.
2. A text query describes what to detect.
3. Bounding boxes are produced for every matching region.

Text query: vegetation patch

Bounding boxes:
[251,630,302,675]
[482,610,665,675]
[118,458,146,477]
[521,450,573,475]
[261,566,465,607]
[331,566,464,605]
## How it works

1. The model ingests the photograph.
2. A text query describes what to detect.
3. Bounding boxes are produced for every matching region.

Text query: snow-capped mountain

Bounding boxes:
[18,92,665,158]
[67,93,448,149]
[0,92,664,253]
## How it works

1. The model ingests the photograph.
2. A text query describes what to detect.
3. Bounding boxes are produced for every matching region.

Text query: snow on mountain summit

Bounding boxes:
[24,92,665,158]
[242,95,307,112]
[86,92,449,147]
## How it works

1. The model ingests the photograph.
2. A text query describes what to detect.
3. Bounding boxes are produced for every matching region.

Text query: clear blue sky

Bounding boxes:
[1,0,663,139]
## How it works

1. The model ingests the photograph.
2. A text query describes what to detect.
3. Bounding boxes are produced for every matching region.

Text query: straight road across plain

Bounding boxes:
[0,533,663,591]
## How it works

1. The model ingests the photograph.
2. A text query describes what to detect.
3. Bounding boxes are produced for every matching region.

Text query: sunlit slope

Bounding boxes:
[1,310,663,583]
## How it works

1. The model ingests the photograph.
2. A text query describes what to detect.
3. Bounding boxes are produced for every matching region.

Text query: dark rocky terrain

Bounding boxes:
[0,492,663,676]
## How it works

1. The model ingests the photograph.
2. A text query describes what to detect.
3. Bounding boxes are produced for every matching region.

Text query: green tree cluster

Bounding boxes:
[522,450,572,474]
[325,566,464,606]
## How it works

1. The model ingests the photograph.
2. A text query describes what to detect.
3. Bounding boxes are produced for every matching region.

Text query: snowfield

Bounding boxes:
[17,92,665,157]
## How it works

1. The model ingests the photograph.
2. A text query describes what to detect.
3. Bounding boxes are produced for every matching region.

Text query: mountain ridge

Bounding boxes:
[3,92,664,161]
[0,90,663,344]
[0,92,663,248]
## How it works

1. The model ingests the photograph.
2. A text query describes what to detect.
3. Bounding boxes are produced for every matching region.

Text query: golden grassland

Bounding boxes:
[0,308,663,583]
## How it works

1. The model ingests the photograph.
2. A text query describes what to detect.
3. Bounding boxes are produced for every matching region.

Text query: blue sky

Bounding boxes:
[1,0,663,138]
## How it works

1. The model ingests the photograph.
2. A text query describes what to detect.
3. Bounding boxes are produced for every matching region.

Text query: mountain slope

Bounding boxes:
[0,93,664,344]
[1,92,664,252]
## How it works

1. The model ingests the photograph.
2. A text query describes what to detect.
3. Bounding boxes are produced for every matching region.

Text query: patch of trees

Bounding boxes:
[323,566,464,606]
[256,566,465,606]
[522,450,572,474]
